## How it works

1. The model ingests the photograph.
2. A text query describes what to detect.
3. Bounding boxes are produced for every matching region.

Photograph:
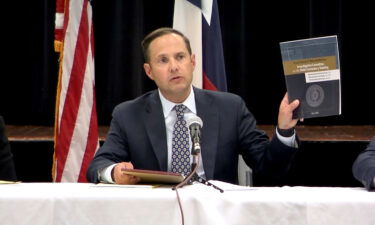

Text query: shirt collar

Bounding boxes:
[158,86,197,118]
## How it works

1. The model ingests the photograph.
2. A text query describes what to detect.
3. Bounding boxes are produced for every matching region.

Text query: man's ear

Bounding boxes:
[143,63,154,80]
[191,54,196,68]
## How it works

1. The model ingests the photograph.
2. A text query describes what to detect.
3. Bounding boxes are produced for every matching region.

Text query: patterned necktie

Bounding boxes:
[171,104,191,176]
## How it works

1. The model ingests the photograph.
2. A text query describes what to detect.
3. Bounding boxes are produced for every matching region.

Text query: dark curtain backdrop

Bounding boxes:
[1,0,374,126]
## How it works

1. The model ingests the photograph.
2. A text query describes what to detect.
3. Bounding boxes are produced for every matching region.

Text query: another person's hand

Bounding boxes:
[277,93,301,130]
[112,162,141,185]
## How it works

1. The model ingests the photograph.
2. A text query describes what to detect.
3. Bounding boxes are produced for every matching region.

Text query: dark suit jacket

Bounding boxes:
[353,136,375,190]
[87,88,298,184]
[0,116,17,181]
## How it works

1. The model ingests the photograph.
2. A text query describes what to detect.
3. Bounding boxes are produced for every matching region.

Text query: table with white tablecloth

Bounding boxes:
[0,181,374,225]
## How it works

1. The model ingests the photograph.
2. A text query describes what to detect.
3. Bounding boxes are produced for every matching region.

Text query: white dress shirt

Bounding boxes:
[158,87,206,179]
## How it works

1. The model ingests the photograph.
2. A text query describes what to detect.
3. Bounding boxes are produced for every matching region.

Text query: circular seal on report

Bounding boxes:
[306,84,325,107]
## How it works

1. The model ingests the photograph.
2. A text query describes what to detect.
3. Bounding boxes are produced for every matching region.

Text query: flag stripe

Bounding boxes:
[57,0,83,125]
[55,0,89,182]
[77,13,98,182]
[202,72,218,90]
[173,0,203,88]
[61,37,94,182]
[60,1,93,182]
[202,0,227,91]
[78,90,99,182]
[174,0,227,91]
[54,0,98,183]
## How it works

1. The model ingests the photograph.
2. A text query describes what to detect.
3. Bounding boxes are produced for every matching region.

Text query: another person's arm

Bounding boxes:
[0,116,17,181]
[353,137,375,191]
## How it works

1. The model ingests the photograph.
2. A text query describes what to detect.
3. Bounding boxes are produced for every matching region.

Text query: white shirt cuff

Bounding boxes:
[275,128,298,148]
[99,164,117,184]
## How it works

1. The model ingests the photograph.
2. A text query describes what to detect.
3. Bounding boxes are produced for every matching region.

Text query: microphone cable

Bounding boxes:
[172,156,200,225]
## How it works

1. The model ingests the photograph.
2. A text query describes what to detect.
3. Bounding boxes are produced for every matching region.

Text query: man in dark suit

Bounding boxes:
[0,116,17,181]
[353,137,375,191]
[87,28,300,184]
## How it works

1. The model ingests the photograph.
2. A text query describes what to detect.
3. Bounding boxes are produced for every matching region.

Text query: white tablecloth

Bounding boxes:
[1,181,374,225]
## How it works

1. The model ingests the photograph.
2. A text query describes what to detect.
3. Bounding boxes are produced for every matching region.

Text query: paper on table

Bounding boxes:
[91,183,159,188]
[0,180,20,184]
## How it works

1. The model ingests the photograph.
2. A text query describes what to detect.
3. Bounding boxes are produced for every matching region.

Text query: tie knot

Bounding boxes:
[174,104,186,119]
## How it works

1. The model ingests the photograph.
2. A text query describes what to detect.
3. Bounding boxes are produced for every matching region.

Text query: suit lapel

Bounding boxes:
[194,88,219,180]
[143,91,168,171]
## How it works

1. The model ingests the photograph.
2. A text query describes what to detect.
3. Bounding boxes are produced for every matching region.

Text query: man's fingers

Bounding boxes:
[290,99,300,110]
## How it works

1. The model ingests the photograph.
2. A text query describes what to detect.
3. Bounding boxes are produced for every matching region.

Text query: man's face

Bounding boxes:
[143,33,195,103]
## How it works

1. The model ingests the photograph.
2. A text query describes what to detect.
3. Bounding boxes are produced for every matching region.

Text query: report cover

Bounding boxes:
[121,168,184,184]
[280,35,341,119]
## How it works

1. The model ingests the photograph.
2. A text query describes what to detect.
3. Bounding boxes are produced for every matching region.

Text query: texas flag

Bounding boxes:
[173,0,227,91]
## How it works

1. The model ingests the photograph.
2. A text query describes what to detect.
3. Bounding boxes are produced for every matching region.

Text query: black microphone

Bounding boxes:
[187,116,203,154]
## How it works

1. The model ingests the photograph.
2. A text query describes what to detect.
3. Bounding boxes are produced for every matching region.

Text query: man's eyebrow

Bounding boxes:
[175,51,187,55]
[155,53,167,58]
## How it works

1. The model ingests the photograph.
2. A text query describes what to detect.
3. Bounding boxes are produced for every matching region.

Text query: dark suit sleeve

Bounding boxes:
[353,137,375,191]
[236,97,297,182]
[86,106,131,183]
[87,91,166,183]
[0,116,17,181]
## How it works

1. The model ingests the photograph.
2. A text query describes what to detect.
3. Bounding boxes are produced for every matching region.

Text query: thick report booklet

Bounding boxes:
[121,168,184,184]
[280,35,341,119]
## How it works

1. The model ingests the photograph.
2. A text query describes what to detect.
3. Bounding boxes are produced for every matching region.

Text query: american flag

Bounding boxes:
[53,0,99,182]
[173,0,227,91]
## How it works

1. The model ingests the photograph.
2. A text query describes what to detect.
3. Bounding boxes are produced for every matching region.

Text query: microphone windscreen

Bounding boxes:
[187,116,203,128]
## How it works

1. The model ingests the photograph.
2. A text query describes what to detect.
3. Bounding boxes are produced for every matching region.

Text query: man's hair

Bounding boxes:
[141,27,192,63]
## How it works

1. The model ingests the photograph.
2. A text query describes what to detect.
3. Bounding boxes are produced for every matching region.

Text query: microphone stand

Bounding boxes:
[173,142,224,193]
